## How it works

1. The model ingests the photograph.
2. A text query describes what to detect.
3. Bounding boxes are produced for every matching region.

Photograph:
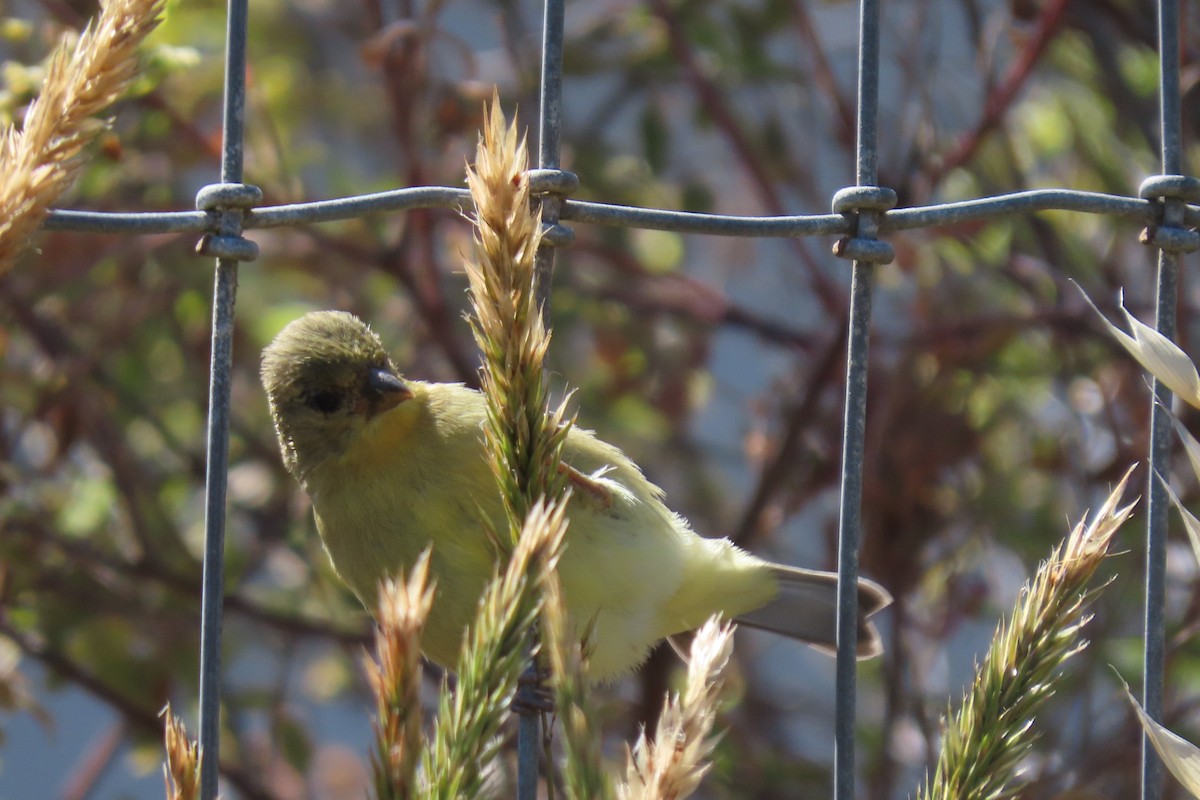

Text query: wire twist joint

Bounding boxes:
[195,182,263,262]
[1138,174,1200,254]
[831,185,897,264]
[528,168,578,247]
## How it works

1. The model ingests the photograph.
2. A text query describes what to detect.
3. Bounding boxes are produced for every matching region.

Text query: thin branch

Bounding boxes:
[790,1,855,147]
[59,720,125,800]
[571,240,819,351]
[927,0,1071,183]
[732,326,847,548]
[0,618,273,800]
[648,0,843,316]
[8,519,370,648]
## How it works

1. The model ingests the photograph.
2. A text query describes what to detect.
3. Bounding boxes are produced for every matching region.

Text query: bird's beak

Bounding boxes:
[366,367,413,416]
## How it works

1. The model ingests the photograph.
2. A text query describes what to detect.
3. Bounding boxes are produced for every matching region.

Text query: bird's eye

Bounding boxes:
[306,390,343,414]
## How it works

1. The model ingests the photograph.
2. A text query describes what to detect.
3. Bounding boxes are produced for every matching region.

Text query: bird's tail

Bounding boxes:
[736,565,892,659]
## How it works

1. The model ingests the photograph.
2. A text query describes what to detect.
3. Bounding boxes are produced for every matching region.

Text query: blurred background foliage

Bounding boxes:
[1,0,1198,797]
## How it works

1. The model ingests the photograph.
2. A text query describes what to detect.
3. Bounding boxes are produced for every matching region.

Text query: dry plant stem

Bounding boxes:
[916,468,1137,800]
[423,500,569,800]
[927,0,1070,183]
[646,0,839,316]
[61,720,126,800]
[542,567,611,800]
[0,616,268,800]
[617,618,735,800]
[161,704,202,800]
[463,100,736,800]
[424,95,574,795]
[0,0,164,275]
[366,552,435,800]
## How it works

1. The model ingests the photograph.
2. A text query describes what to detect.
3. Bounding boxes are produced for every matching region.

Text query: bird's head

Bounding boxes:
[261,310,413,482]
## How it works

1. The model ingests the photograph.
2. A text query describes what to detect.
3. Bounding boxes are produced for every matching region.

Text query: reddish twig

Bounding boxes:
[571,239,820,351]
[928,0,1072,183]
[791,1,856,148]
[59,721,126,800]
[649,0,844,316]
[732,324,847,548]
[0,617,274,800]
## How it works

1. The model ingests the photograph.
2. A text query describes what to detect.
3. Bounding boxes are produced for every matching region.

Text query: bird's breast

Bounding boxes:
[309,401,505,666]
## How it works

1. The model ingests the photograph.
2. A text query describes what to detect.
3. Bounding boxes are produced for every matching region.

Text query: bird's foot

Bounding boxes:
[559,463,614,509]
[512,664,555,715]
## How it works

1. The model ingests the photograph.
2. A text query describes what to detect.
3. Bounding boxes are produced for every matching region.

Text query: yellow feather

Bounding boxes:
[262,311,891,680]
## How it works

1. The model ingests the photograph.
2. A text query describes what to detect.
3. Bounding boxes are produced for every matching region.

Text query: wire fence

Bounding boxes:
[37,0,1198,798]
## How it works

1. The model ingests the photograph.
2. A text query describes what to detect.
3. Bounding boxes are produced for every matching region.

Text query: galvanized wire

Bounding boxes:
[1142,0,1187,796]
[832,0,883,796]
[514,0,569,794]
[35,0,1196,797]
[43,187,1200,236]
[196,0,254,797]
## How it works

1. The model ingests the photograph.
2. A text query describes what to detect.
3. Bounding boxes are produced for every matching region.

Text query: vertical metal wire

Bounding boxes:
[834,270,874,800]
[516,2,567,799]
[533,0,566,308]
[834,0,883,798]
[197,0,250,797]
[1142,1,1183,797]
[1143,262,1176,800]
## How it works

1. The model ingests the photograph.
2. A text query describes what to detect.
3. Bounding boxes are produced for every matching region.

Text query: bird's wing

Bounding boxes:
[560,423,668,504]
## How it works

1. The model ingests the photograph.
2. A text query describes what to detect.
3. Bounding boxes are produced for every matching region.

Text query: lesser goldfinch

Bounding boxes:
[261,310,890,679]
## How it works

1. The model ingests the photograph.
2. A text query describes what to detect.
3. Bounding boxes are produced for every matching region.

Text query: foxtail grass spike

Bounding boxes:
[423,499,569,800]
[916,467,1137,800]
[617,618,735,800]
[366,551,435,800]
[161,704,203,800]
[446,92,579,798]
[464,94,573,544]
[0,0,164,276]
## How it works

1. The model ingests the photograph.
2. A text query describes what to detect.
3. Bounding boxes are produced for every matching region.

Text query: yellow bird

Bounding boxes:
[261,310,891,680]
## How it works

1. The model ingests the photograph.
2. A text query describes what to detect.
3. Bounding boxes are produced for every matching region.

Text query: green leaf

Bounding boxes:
[640,105,670,173]
[274,710,314,771]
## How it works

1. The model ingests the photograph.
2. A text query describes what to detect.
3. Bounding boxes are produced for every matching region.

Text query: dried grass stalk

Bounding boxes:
[543,563,611,800]
[161,704,202,800]
[0,0,164,275]
[365,551,436,800]
[445,94,590,797]
[422,498,569,800]
[617,618,735,800]
[464,94,573,543]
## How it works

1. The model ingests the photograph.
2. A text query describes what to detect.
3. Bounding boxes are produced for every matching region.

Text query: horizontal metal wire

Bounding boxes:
[42,186,471,234]
[41,187,1199,238]
[43,208,212,233]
